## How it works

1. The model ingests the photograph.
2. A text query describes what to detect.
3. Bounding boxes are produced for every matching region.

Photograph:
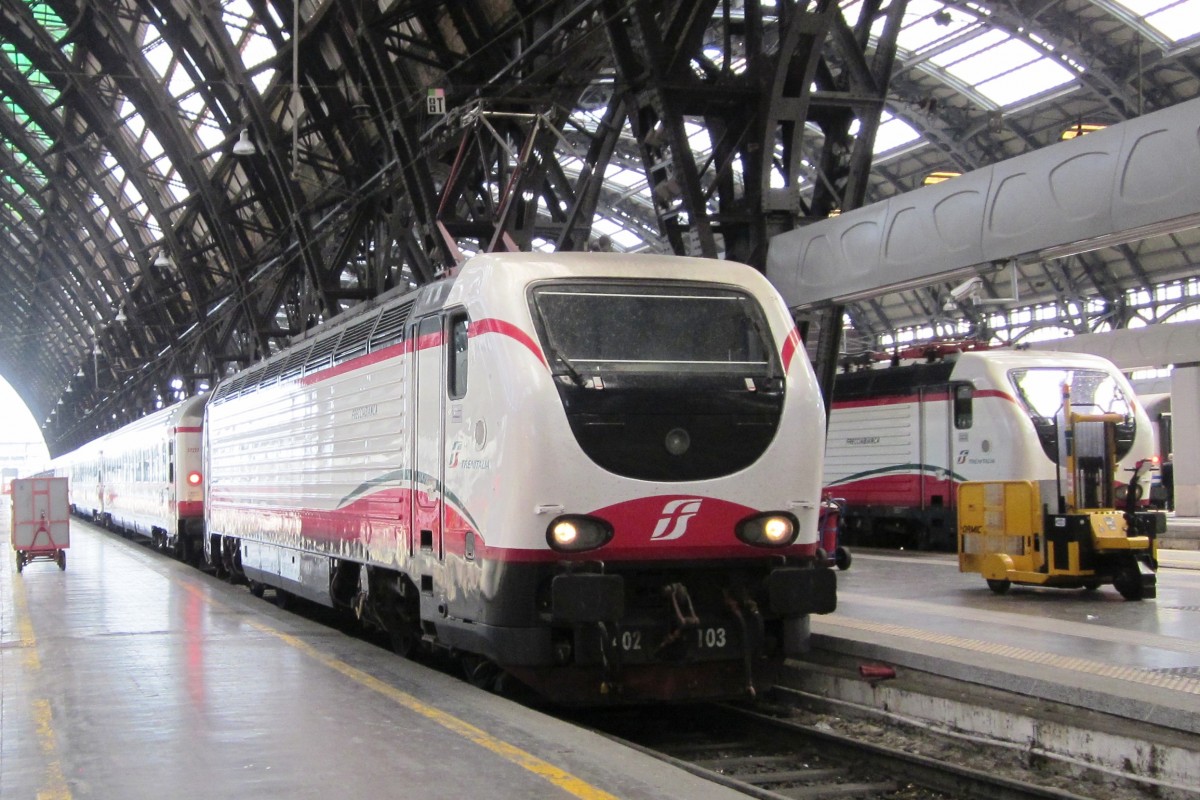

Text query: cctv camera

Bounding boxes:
[948,276,983,303]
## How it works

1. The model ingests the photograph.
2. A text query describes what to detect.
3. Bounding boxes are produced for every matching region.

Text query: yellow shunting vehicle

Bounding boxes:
[958,384,1162,600]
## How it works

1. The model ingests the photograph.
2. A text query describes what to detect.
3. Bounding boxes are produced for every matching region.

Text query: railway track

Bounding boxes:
[577,702,1096,800]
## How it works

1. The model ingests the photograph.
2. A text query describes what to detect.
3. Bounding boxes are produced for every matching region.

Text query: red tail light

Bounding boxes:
[187,471,203,486]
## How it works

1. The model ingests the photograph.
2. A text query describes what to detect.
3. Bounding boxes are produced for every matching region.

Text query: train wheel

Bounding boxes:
[15,551,24,573]
[389,627,418,658]
[813,547,828,567]
[462,656,501,690]
[386,601,422,658]
[275,588,293,609]
[248,581,265,598]
[986,578,1011,595]
[57,550,66,571]
[1082,580,1101,591]
[835,547,852,571]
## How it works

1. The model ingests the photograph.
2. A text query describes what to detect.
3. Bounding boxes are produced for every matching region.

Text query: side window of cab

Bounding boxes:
[448,312,470,400]
[953,382,974,430]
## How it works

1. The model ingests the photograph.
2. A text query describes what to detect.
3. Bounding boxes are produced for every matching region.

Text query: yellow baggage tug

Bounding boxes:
[959,383,1162,599]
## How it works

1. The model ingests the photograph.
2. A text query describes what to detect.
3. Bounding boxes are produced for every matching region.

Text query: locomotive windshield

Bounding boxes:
[1009,367,1132,417]
[528,280,784,481]
[1008,367,1137,461]
[529,282,779,378]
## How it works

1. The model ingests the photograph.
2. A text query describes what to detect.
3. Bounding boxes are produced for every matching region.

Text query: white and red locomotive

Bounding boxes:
[203,251,835,703]
[50,395,207,559]
[825,347,1156,551]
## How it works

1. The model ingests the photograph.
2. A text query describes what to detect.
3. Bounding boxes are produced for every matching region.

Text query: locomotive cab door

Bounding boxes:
[916,385,947,511]
[413,315,446,560]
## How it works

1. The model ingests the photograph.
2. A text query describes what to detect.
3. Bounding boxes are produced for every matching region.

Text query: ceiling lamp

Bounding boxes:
[76,366,85,378]
[1061,123,1106,140]
[233,128,257,156]
[115,306,127,324]
[923,170,961,186]
[154,250,172,268]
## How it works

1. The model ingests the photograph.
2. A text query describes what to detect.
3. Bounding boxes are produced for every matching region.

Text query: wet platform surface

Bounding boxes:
[2,519,746,800]
[815,540,1200,734]
[7,511,1200,798]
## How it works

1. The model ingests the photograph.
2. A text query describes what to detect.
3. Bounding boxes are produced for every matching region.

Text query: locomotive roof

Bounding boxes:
[833,347,1129,402]
[953,349,1124,370]
[210,253,774,405]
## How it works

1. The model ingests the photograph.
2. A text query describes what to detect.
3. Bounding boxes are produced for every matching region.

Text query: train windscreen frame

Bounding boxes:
[527,279,785,481]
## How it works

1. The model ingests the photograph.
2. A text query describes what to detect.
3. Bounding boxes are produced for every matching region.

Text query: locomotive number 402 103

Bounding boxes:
[611,627,729,652]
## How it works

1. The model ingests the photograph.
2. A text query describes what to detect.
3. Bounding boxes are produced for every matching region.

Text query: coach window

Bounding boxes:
[448,312,470,399]
[953,382,974,429]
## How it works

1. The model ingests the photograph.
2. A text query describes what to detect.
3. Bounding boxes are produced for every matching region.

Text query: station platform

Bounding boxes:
[810,545,1200,722]
[800,517,1200,794]
[6,513,1199,798]
[2,521,746,800]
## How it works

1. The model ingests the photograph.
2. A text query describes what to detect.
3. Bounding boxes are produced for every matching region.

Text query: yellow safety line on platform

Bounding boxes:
[180,585,618,800]
[12,577,74,800]
[817,616,1200,695]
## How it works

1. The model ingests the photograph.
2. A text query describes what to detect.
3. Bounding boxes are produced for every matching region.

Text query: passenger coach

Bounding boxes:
[51,394,208,559]
[204,251,836,704]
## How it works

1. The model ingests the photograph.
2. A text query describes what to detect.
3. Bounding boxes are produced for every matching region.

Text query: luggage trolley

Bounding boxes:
[11,476,70,573]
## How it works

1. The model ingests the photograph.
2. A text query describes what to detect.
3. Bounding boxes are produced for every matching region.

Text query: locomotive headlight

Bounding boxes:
[547,515,613,553]
[551,520,578,547]
[736,512,798,547]
[187,471,203,486]
[664,427,691,456]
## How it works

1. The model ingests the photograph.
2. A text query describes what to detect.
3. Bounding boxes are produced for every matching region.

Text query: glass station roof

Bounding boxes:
[6,0,1197,262]
[563,0,1200,250]
[2,0,1199,432]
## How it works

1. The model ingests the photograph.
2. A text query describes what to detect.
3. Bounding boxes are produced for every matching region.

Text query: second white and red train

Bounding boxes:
[825,346,1156,550]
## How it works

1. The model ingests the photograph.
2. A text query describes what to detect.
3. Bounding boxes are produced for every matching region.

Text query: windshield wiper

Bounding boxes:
[531,302,587,387]
[748,316,780,380]
[549,347,586,387]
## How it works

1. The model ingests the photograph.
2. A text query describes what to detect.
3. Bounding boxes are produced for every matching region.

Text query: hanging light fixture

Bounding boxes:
[115,305,127,324]
[1061,123,1106,140]
[923,170,961,186]
[154,250,172,268]
[233,128,257,156]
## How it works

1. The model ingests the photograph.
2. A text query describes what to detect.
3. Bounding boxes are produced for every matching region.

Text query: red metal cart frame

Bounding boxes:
[11,476,69,573]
